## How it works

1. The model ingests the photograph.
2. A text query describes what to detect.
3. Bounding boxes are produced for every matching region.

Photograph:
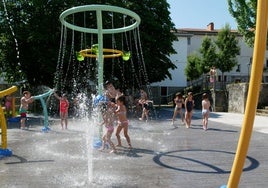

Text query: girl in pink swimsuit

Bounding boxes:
[4,95,12,117]
[99,105,116,153]
[171,92,185,126]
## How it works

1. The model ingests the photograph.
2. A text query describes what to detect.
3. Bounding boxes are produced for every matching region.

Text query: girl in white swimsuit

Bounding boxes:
[202,93,211,131]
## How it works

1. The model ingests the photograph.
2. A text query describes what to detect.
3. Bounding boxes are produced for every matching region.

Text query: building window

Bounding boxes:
[218,75,227,82]
[265,76,268,83]
[266,59,268,67]
[187,37,191,45]
[236,64,240,72]
[161,87,167,96]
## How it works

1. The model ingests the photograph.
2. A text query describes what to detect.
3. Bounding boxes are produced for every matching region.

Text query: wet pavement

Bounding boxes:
[1,109,268,188]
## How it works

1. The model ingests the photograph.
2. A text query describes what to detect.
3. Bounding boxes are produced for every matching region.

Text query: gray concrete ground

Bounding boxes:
[0,109,268,188]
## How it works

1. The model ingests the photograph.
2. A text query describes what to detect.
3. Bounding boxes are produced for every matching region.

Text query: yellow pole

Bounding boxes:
[0,107,7,149]
[227,0,268,187]
[0,86,18,149]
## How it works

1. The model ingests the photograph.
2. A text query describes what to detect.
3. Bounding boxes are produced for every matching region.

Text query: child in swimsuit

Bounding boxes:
[202,93,211,130]
[4,95,12,117]
[115,95,132,149]
[19,91,35,129]
[171,92,185,126]
[138,89,153,122]
[104,81,122,103]
[54,92,69,130]
[99,105,116,153]
[184,92,194,128]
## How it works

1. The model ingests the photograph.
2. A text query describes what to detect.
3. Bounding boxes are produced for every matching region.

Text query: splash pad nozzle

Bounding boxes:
[60,4,140,95]
[0,148,12,158]
[33,89,54,132]
[77,44,131,61]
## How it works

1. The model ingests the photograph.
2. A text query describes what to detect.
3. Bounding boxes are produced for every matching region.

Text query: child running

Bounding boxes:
[115,95,132,149]
[99,104,117,153]
[184,92,194,128]
[202,93,211,131]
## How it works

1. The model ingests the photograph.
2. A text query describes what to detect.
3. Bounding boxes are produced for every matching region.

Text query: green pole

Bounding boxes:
[96,9,104,95]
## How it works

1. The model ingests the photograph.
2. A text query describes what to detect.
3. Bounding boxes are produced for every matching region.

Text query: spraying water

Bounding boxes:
[1,0,24,78]
[58,5,141,184]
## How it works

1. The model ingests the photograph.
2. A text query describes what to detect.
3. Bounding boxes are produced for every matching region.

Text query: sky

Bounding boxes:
[167,0,238,30]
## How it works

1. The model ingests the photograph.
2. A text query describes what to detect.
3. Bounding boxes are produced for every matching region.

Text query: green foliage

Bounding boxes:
[185,24,239,82]
[215,24,240,74]
[199,36,217,73]
[228,0,257,47]
[0,0,177,90]
[185,54,202,81]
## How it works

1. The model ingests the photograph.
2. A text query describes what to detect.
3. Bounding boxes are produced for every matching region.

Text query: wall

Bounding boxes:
[211,90,228,112]
[151,37,188,88]
[227,83,268,113]
[227,83,248,113]
[258,84,268,108]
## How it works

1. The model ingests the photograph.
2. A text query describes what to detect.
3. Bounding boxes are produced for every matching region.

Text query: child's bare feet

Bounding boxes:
[128,145,132,149]
[116,144,122,147]
[109,149,116,153]
[98,147,104,151]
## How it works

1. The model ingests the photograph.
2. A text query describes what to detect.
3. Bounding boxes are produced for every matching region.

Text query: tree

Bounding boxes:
[199,36,217,74]
[184,54,202,84]
[0,0,177,92]
[228,0,257,47]
[185,25,239,88]
[0,0,77,86]
[215,24,240,81]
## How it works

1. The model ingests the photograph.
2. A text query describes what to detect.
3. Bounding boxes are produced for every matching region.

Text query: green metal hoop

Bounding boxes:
[59,5,140,95]
[59,4,141,34]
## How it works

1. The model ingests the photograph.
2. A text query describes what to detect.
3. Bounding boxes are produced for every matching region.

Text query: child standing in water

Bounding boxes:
[99,104,116,153]
[184,92,194,128]
[202,93,211,131]
[19,91,35,129]
[104,80,122,103]
[171,92,185,126]
[115,95,132,149]
[138,89,153,122]
[54,92,69,130]
[4,95,13,117]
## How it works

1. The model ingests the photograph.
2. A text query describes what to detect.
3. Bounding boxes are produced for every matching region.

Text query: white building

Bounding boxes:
[151,23,268,104]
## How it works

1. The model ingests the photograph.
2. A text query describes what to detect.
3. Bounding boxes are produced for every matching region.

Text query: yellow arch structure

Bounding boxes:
[0,86,18,149]
[226,0,268,187]
[79,48,123,58]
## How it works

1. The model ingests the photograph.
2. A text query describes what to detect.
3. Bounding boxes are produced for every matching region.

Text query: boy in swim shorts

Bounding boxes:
[19,91,35,129]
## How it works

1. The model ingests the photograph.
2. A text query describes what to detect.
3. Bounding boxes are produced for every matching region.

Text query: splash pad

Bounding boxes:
[59,4,141,183]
